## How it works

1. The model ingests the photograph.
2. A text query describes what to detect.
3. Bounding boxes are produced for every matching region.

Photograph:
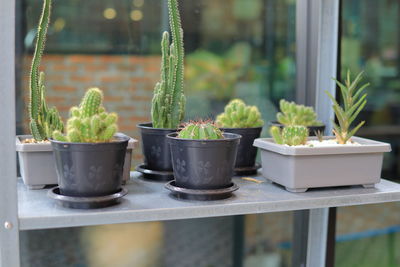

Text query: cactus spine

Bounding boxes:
[270,126,308,146]
[151,0,185,129]
[29,0,64,141]
[53,88,118,143]
[277,100,321,127]
[216,99,264,128]
[178,121,224,140]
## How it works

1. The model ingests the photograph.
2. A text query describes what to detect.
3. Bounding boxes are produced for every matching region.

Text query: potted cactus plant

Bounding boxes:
[165,121,241,200]
[254,71,391,192]
[48,88,129,208]
[137,0,185,181]
[16,0,136,189]
[15,0,64,189]
[269,99,325,136]
[216,99,264,175]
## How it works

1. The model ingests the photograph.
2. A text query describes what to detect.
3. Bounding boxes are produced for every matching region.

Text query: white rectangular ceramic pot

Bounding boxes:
[16,135,57,189]
[16,134,136,189]
[253,136,391,192]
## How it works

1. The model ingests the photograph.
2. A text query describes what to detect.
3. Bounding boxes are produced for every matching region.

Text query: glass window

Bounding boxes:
[337,1,400,266]
[17,0,296,266]
[18,0,296,165]
[340,0,400,181]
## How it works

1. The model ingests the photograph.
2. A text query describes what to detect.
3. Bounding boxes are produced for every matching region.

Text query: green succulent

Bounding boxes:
[277,99,321,127]
[29,0,64,141]
[53,88,118,143]
[151,0,185,129]
[216,99,264,128]
[178,121,224,140]
[325,70,368,144]
[270,125,309,146]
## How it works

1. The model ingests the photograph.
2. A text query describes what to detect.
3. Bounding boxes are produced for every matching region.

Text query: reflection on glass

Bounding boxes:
[17,0,296,266]
[341,0,400,180]
[338,2,400,267]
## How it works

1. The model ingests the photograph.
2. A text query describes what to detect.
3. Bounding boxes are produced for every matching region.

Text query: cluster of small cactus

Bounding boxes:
[29,0,64,141]
[277,99,321,127]
[326,70,368,144]
[53,88,118,143]
[216,99,264,128]
[178,121,224,140]
[151,0,185,129]
[270,125,309,146]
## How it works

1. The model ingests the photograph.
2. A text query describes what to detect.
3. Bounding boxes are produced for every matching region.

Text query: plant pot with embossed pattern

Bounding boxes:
[137,0,187,182]
[51,135,129,197]
[216,99,264,175]
[50,88,129,200]
[136,123,176,181]
[167,122,241,190]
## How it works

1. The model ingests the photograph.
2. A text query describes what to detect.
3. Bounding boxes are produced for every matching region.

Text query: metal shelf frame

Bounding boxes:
[2,1,399,267]
[17,174,400,231]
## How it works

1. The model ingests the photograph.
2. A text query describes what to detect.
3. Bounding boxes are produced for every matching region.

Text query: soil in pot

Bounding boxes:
[167,133,241,190]
[268,121,325,136]
[51,135,129,197]
[137,123,176,171]
[221,127,262,170]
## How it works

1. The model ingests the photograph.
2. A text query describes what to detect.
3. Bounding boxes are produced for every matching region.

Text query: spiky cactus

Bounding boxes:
[151,0,185,129]
[277,99,321,127]
[270,125,308,146]
[216,99,264,128]
[325,70,368,144]
[178,121,224,140]
[29,0,64,141]
[53,88,118,143]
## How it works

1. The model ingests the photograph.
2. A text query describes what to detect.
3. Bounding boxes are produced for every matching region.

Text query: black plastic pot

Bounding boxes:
[167,133,241,190]
[137,123,177,172]
[51,135,129,197]
[220,127,262,168]
[268,121,325,136]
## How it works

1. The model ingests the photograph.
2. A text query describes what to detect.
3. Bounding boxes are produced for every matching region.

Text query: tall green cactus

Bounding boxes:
[53,88,118,143]
[29,0,63,141]
[151,0,185,129]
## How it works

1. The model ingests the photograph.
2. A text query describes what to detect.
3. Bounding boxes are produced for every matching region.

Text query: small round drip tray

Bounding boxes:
[165,181,238,201]
[47,187,128,209]
[136,164,174,181]
[234,163,261,176]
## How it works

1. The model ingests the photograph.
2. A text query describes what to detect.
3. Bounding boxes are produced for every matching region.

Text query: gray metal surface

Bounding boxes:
[307,208,329,267]
[18,172,400,231]
[0,0,20,266]
[292,210,309,267]
[296,0,339,134]
[295,1,339,265]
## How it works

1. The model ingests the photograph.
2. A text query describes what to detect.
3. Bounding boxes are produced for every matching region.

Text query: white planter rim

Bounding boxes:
[254,136,391,156]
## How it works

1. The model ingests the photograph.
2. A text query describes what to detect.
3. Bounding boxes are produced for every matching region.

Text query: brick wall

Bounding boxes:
[21,54,161,165]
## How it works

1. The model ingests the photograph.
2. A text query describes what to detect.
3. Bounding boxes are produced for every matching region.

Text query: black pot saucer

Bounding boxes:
[165,181,238,201]
[136,164,174,182]
[234,163,261,176]
[47,187,128,209]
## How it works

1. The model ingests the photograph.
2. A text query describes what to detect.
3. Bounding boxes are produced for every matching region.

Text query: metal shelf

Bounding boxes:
[18,172,400,231]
